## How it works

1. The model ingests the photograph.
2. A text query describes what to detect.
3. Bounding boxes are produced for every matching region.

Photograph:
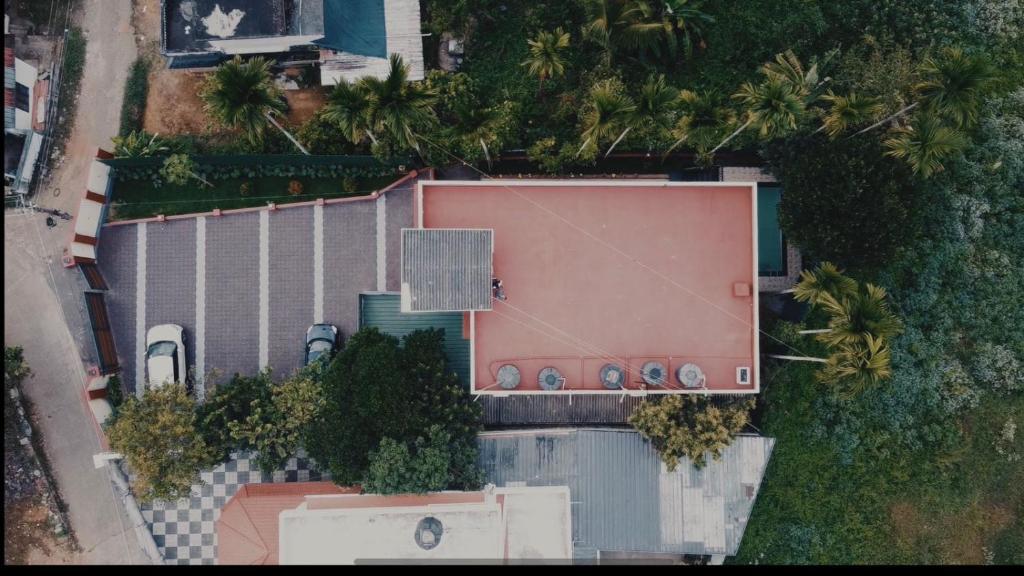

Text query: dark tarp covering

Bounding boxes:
[314,0,387,57]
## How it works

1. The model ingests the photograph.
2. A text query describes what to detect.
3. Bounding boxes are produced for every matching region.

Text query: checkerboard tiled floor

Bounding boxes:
[139,449,330,565]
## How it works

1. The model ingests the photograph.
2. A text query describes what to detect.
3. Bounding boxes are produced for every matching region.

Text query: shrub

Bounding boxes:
[629,395,755,470]
[119,58,151,137]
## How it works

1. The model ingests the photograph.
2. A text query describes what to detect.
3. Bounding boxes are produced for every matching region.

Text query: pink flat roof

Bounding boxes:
[418,180,759,394]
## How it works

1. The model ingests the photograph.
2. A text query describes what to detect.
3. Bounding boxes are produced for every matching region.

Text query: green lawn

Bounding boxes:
[109,174,400,221]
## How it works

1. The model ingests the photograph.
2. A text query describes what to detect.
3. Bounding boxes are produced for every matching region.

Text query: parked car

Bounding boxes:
[305,324,340,366]
[146,324,187,389]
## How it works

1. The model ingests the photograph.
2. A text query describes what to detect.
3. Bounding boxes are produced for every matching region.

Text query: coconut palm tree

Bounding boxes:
[883,113,967,177]
[708,75,806,154]
[521,27,571,97]
[323,78,377,146]
[450,99,506,167]
[200,56,309,154]
[815,91,885,138]
[577,80,636,157]
[665,89,733,157]
[818,334,893,397]
[660,0,715,60]
[605,74,677,157]
[761,49,831,99]
[583,0,637,65]
[815,284,903,349]
[855,47,995,135]
[360,54,438,152]
[789,261,858,306]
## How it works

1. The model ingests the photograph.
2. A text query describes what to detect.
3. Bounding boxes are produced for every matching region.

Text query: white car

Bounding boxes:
[146,324,187,390]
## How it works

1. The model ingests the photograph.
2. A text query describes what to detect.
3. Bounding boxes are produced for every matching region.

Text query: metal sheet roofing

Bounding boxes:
[359,293,470,384]
[315,0,386,57]
[401,228,493,312]
[477,429,775,557]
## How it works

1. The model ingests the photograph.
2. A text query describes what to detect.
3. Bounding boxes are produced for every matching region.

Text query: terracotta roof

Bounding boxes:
[217,482,357,565]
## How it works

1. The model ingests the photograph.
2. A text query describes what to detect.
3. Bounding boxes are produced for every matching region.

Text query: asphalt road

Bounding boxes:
[4,0,148,565]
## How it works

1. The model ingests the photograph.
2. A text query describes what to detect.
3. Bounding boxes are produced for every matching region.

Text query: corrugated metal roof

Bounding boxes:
[479,394,647,426]
[401,228,493,312]
[477,429,775,557]
[359,293,471,384]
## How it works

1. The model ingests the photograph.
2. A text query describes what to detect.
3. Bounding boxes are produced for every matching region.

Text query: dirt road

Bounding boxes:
[4,0,149,565]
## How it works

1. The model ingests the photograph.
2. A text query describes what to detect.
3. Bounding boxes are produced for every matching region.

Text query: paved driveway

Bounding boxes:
[98,177,416,396]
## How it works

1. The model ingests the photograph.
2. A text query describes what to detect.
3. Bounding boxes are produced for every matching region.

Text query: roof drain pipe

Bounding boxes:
[99,455,165,564]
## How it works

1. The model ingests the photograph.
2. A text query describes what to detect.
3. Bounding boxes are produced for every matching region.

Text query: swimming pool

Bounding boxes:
[758,185,785,276]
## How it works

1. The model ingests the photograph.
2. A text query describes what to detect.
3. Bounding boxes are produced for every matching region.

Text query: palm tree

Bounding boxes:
[883,113,967,177]
[816,91,884,138]
[605,74,677,157]
[521,27,571,97]
[789,261,858,306]
[577,80,636,157]
[815,284,903,349]
[583,0,636,65]
[665,89,734,157]
[113,130,173,158]
[660,0,715,60]
[450,99,506,167]
[323,78,377,146]
[761,49,831,99]
[200,56,308,154]
[818,334,893,397]
[709,75,806,154]
[360,54,438,152]
[855,47,995,135]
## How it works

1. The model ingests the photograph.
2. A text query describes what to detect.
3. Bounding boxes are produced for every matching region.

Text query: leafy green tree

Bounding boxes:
[364,426,455,495]
[883,113,967,177]
[305,327,482,491]
[200,56,308,153]
[521,27,571,97]
[196,372,273,462]
[361,54,438,153]
[106,384,216,501]
[112,130,174,158]
[4,346,31,383]
[228,374,325,474]
[582,0,713,64]
[449,99,513,167]
[629,395,754,470]
[160,153,212,187]
[763,133,919,270]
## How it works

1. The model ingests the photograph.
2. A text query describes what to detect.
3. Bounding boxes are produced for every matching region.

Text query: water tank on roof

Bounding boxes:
[641,362,667,387]
[497,364,521,390]
[677,363,706,388]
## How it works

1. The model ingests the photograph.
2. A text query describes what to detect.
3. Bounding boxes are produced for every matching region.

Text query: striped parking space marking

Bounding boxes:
[135,222,147,398]
[259,210,270,370]
[195,216,206,401]
[314,204,324,324]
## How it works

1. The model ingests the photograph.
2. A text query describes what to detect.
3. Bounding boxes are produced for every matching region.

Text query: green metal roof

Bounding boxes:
[314,0,387,58]
[359,293,470,387]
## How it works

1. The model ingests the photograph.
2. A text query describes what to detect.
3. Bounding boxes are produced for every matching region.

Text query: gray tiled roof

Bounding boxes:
[401,228,493,312]
[478,429,775,558]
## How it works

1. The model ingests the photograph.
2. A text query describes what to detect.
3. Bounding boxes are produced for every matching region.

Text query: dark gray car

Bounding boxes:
[305,324,340,366]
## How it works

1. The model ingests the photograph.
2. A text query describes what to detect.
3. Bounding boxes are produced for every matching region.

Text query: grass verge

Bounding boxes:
[109,174,400,220]
[51,26,86,158]
[119,57,151,137]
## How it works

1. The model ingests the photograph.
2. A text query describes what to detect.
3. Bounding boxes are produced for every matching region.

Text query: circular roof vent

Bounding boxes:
[641,362,667,387]
[538,367,564,391]
[600,364,625,389]
[677,363,705,388]
[415,516,444,550]
[497,364,521,390]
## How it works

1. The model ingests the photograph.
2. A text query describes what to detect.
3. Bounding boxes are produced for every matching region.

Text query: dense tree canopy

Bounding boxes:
[629,395,754,470]
[305,327,483,491]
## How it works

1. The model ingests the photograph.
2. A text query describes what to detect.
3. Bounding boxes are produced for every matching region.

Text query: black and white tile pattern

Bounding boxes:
[140,449,330,565]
